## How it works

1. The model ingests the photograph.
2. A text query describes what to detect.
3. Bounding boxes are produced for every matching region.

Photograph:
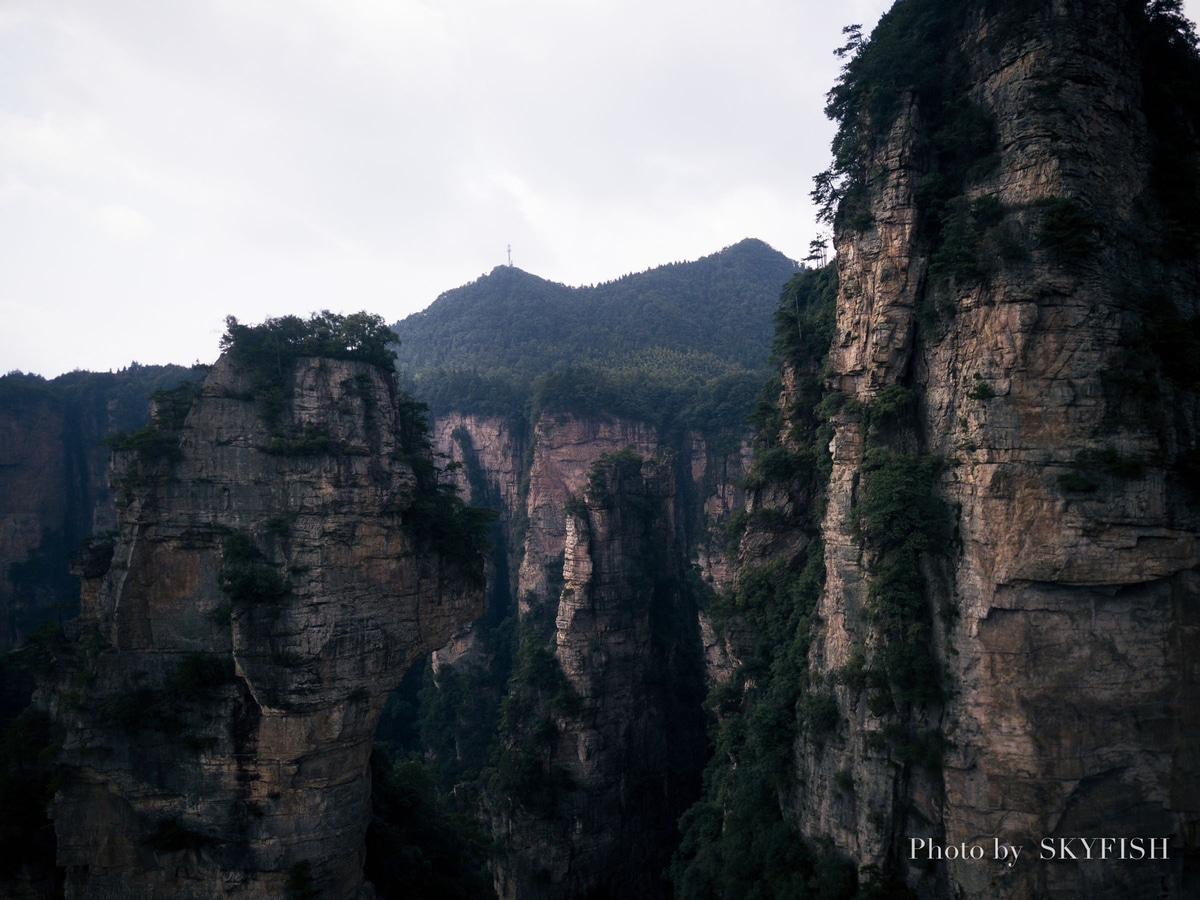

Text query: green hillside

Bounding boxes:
[391,238,800,432]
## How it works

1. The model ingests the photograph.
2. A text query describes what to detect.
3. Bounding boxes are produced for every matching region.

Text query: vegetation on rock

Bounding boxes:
[815,0,1000,235]
[392,398,498,577]
[221,310,398,373]
[101,380,204,464]
[855,420,952,714]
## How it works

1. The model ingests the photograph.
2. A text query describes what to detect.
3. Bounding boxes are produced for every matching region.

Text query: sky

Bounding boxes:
[1,0,1196,378]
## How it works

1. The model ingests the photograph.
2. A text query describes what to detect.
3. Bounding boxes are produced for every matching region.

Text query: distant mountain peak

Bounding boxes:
[391,240,800,420]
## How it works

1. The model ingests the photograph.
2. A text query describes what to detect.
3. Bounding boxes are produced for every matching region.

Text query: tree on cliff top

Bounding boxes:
[220,311,398,372]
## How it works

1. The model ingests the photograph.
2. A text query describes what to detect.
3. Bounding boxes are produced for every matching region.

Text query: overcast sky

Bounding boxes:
[2,1,1196,378]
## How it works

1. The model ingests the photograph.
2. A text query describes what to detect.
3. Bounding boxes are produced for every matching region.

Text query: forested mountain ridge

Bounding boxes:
[386,242,812,896]
[391,238,799,429]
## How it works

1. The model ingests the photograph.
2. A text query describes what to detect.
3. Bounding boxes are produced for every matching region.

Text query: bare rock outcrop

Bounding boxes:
[432,413,524,516]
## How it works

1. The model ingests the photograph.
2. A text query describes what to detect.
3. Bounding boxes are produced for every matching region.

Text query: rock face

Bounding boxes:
[489,453,707,899]
[432,409,751,621]
[0,387,87,651]
[0,369,194,652]
[46,355,483,899]
[786,3,1200,897]
[514,415,661,611]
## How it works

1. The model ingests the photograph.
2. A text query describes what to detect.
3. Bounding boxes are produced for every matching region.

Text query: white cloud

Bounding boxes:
[92,203,156,244]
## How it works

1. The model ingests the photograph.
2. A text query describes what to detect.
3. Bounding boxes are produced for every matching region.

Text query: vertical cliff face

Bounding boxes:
[0,369,195,651]
[0,389,79,652]
[492,412,748,609]
[791,2,1200,897]
[432,413,525,516]
[489,452,707,899]
[46,354,483,899]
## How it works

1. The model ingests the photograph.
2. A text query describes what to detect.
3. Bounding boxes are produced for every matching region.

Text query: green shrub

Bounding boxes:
[221,311,397,374]
[867,385,916,433]
[585,448,645,503]
[856,448,952,707]
[510,638,578,717]
[563,493,587,518]
[264,424,345,456]
[285,861,318,900]
[401,483,496,581]
[218,533,288,607]
[966,375,996,401]
[799,690,840,737]
[743,445,813,491]
[928,199,985,285]
[101,380,202,465]
[856,449,950,554]
[1036,196,1099,265]
[1059,446,1146,493]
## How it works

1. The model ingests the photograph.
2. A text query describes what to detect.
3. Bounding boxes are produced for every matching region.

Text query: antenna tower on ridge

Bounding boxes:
[507,244,513,267]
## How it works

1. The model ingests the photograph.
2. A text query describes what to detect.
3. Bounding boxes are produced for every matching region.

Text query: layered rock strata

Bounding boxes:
[46,355,483,899]
[514,415,660,611]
